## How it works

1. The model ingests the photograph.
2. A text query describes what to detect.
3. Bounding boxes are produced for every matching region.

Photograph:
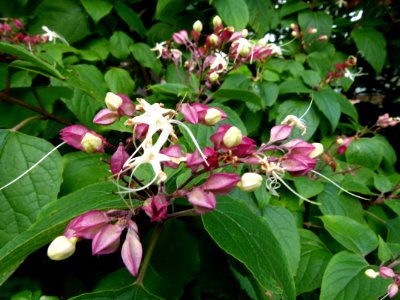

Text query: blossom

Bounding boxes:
[41,26,69,44]
[151,41,167,59]
[376,113,400,128]
[281,115,307,135]
[209,52,229,73]
[60,125,105,153]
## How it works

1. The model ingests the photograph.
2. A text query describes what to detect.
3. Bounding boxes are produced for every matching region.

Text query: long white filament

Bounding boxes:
[0,142,66,191]
[311,170,371,201]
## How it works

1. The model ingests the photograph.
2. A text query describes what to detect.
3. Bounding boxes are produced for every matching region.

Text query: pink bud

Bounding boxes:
[388,283,399,298]
[172,30,190,45]
[282,139,315,156]
[142,195,169,222]
[203,173,240,195]
[232,136,256,157]
[269,125,292,144]
[181,103,199,124]
[160,145,183,169]
[121,220,142,276]
[134,124,149,140]
[12,19,24,30]
[93,108,119,125]
[281,154,316,176]
[186,147,218,171]
[110,144,129,175]
[92,224,124,255]
[336,136,353,155]
[188,187,216,214]
[379,266,396,278]
[61,125,105,153]
[117,94,135,116]
[64,210,110,239]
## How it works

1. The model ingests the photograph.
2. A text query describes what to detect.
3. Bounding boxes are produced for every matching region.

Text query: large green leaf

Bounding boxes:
[312,89,341,132]
[115,1,146,37]
[320,251,388,300]
[80,0,113,23]
[130,43,162,74]
[320,215,378,256]
[295,229,332,295]
[0,130,63,245]
[351,27,386,74]
[202,196,296,299]
[213,0,249,30]
[298,11,332,52]
[247,0,277,35]
[345,137,384,170]
[0,42,63,79]
[70,284,162,300]
[213,88,263,109]
[109,31,134,60]
[0,181,125,286]
[30,0,90,44]
[263,206,300,275]
[104,68,136,96]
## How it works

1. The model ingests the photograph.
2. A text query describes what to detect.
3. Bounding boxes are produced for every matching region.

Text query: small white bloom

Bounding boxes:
[47,236,78,261]
[210,52,229,73]
[150,41,166,59]
[105,92,123,111]
[266,43,283,56]
[364,268,379,279]
[343,68,367,81]
[237,172,263,192]
[42,26,69,45]
[281,115,307,135]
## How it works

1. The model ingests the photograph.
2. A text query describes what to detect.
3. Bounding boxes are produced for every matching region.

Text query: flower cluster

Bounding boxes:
[51,91,323,275]
[151,17,283,87]
[365,266,400,298]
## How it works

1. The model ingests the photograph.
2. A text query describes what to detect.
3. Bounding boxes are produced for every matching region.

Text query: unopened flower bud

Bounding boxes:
[47,236,78,261]
[290,23,296,29]
[380,266,396,278]
[308,27,317,34]
[347,56,357,66]
[213,16,222,27]
[388,283,399,298]
[81,132,103,153]
[310,143,324,158]
[365,268,379,279]
[241,29,248,38]
[317,35,328,41]
[208,72,219,83]
[239,45,250,57]
[223,126,242,148]
[193,20,203,32]
[237,172,263,192]
[105,92,123,111]
[204,108,222,125]
[291,31,299,38]
[209,34,219,45]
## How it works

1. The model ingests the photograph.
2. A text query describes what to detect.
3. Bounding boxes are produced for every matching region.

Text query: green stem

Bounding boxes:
[11,115,44,131]
[135,223,163,286]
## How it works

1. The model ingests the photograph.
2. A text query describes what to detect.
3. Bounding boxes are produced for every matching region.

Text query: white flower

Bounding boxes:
[42,26,69,45]
[281,115,307,135]
[47,236,78,260]
[210,52,229,73]
[150,42,166,59]
[343,68,367,82]
[266,43,282,56]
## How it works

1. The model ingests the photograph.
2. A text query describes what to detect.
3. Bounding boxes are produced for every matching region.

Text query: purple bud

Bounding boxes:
[379,266,396,278]
[117,94,135,116]
[93,108,119,125]
[142,195,168,222]
[13,19,24,30]
[110,144,129,175]
[203,173,240,195]
[64,210,110,239]
[281,154,316,176]
[160,145,183,169]
[134,124,149,140]
[269,125,292,144]
[188,187,216,214]
[61,125,105,153]
[121,220,142,276]
[282,139,315,156]
[388,283,399,298]
[92,224,124,255]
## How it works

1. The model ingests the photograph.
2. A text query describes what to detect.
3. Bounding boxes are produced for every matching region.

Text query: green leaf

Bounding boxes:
[295,229,332,295]
[81,38,109,61]
[109,31,134,60]
[212,103,247,135]
[0,181,125,286]
[312,89,341,132]
[374,173,393,193]
[300,70,321,88]
[247,0,277,35]
[351,27,387,73]
[155,0,186,23]
[307,52,332,77]
[115,1,146,37]
[149,83,192,97]
[280,2,309,17]
[263,206,300,275]
[298,11,332,52]
[255,81,279,107]
[345,137,384,170]
[60,152,110,196]
[31,0,90,44]
[320,215,378,256]
[80,0,113,23]
[202,196,296,299]
[70,284,162,299]
[0,42,63,79]
[213,88,263,109]
[213,0,249,30]
[150,219,200,298]
[130,43,162,74]
[294,177,323,199]
[0,130,63,245]
[104,68,136,96]
[279,79,311,94]
[320,251,388,300]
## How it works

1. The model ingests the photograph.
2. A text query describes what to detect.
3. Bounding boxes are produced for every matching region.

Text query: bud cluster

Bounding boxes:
[365,266,400,298]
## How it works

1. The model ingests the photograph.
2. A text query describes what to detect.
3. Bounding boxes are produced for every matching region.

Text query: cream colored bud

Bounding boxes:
[81,132,102,153]
[204,108,222,125]
[209,34,219,45]
[365,269,379,279]
[239,45,250,57]
[237,172,263,192]
[308,28,317,34]
[193,20,203,32]
[223,126,242,148]
[209,72,219,83]
[213,16,222,27]
[290,23,296,29]
[105,92,123,111]
[336,137,344,145]
[291,31,298,38]
[310,143,324,158]
[47,236,78,261]
[241,29,248,38]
